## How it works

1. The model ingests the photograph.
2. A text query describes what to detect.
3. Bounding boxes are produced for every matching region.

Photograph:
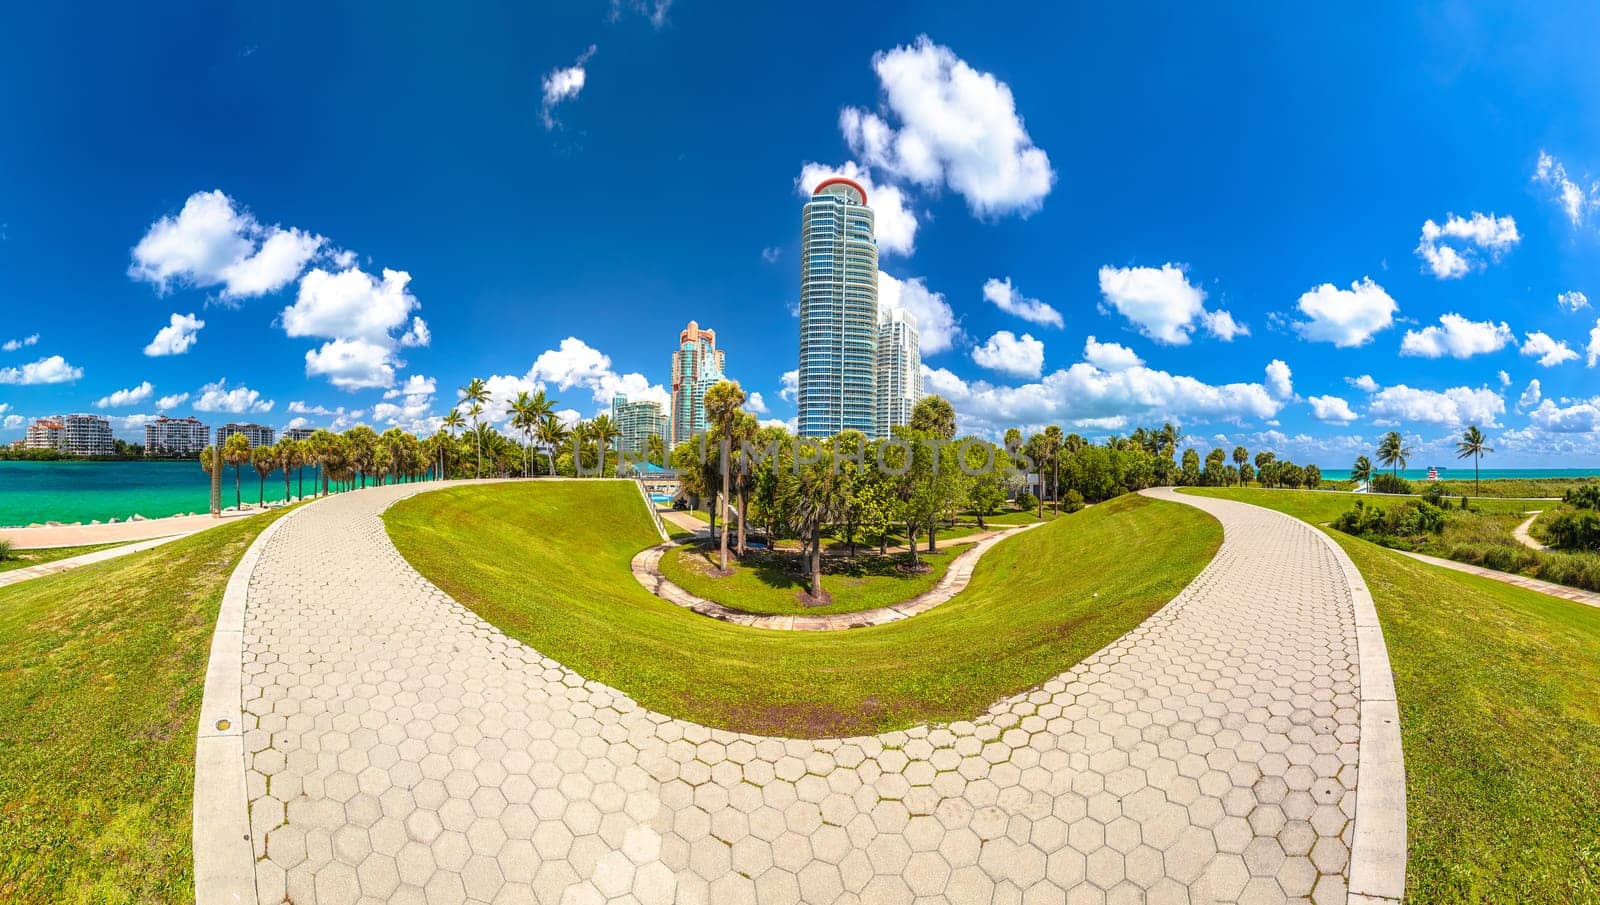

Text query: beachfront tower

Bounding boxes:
[670,321,726,445]
[875,306,923,438]
[797,177,879,438]
[612,393,669,460]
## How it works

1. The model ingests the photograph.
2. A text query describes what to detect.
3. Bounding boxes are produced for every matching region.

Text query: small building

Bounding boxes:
[218,422,276,448]
[145,415,210,457]
[283,427,316,442]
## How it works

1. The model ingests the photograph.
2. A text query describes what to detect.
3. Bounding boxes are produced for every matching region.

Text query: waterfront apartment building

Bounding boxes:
[24,414,113,456]
[283,427,316,442]
[797,177,879,437]
[670,320,726,444]
[611,394,669,459]
[875,306,923,438]
[144,415,210,457]
[218,422,275,448]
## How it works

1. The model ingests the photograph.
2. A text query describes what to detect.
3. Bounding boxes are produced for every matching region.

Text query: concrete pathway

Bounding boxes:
[197,482,1405,905]
[0,507,261,549]
[1395,548,1600,610]
[0,533,185,590]
[1511,512,1548,552]
[630,524,1037,631]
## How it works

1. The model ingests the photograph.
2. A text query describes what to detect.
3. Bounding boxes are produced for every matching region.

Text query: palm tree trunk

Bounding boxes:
[810,532,823,600]
[234,467,241,509]
[1475,455,1480,496]
[258,476,265,506]
[718,445,732,571]
[736,490,748,557]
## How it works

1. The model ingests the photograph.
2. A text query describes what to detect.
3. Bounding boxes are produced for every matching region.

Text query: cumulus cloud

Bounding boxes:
[476,338,670,423]
[193,378,274,414]
[779,369,799,403]
[797,161,917,256]
[1518,379,1542,411]
[2,414,23,429]
[1526,397,1600,433]
[981,277,1062,328]
[1367,384,1504,427]
[607,0,671,27]
[1264,360,1294,400]
[2,333,38,352]
[745,392,768,414]
[384,374,436,400]
[143,312,205,356]
[1498,370,1511,387]
[972,331,1044,378]
[1590,318,1600,367]
[128,190,324,300]
[1346,374,1380,393]
[1082,336,1142,371]
[156,392,189,411]
[1534,151,1600,228]
[1558,290,1590,313]
[1096,264,1243,345]
[282,267,426,390]
[1292,277,1398,347]
[371,373,439,433]
[1308,395,1358,424]
[879,271,961,354]
[1399,313,1514,359]
[541,45,597,129]
[839,36,1054,217]
[304,338,397,391]
[95,381,154,408]
[1414,212,1519,279]
[0,355,82,385]
[1520,331,1579,368]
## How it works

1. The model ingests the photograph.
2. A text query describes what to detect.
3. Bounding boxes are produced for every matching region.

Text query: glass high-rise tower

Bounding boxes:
[875,306,923,438]
[797,177,879,438]
[670,320,725,445]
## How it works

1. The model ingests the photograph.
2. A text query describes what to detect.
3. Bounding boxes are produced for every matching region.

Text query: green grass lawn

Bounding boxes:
[1182,487,1600,903]
[0,540,135,574]
[1432,476,1598,499]
[385,482,1220,738]
[659,541,971,616]
[0,507,294,904]
[1183,486,1531,525]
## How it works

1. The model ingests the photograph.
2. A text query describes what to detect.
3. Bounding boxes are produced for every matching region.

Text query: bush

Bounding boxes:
[1544,509,1600,553]
[1061,489,1085,513]
[1369,473,1413,495]
[1333,499,1446,540]
[0,539,10,562]
[1421,483,1449,507]
[1015,492,1039,511]
[1563,484,1600,511]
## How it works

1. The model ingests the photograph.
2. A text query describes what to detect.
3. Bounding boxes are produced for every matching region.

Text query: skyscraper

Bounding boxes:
[612,393,669,459]
[797,177,879,437]
[876,306,923,438]
[670,320,726,444]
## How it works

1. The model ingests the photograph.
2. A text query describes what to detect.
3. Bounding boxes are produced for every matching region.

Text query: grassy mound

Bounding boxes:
[658,541,972,616]
[384,482,1220,738]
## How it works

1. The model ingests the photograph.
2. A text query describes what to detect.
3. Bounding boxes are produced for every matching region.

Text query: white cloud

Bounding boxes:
[879,271,961,354]
[193,379,274,414]
[840,36,1054,217]
[95,381,154,408]
[1097,264,1242,345]
[759,417,788,430]
[1558,290,1590,313]
[2,414,23,429]
[982,277,1062,328]
[779,369,799,403]
[0,355,82,385]
[1590,318,1600,367]
[761,246,782,264]
[1414,212,1519,279]
[1292,277,1398,347]
[305,338,397,390]
[797,161,917,256]
[287,401,335,416]
[1367,384,1504,427]
[1520,331,1579,368]
[156,392,189,411]
[1526,397,1600,433]
[372,373,439,433]
[1498,370,1511,387]
[1518,378,1542,411]
[128,190,324,300]
[476,338,670,422]
[1399,313,1514,359]
[1082,336,1142,371]
[399,316,430,348]
[541,45,597,129]
[143,312,205,356]
[1346,374,1380,393]
[608,0,671,27]
[1264,360,1294,400]
[113,414,157,431]
[1534,151,1600,228]
[2,333,38,352]
[1308,395,1358,424]
[384,374,437,399]
[745,392,768,414]
[281,266,424,389]
[972,331,1044,378]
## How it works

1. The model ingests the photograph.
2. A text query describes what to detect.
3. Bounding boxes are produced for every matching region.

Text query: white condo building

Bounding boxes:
[145,416,210,457]
[219,422,276,448]
[26,414,113,456]
[875,306,923,438]
[797,177,879,437]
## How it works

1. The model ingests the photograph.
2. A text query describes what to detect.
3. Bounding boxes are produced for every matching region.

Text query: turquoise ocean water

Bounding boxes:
[1317,466,1600,482]
[0,460,322,527]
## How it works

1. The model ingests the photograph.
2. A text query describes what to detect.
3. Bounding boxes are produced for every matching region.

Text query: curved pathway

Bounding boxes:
[629,524,1038,631]
[1511,512,1548,552]
[198,482,1405,905]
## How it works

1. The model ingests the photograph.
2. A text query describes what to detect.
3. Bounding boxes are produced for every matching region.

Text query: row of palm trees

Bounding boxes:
[201,425,437,510]
[1348,426,1494,494]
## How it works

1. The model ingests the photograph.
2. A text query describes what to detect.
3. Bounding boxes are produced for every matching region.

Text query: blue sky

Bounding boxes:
[3,1,1600,467]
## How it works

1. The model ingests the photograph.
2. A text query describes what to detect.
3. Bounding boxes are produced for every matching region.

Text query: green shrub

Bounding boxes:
[1333,499,1446,540]
[1369,473,1413,495]
[0,539,11,562]
[1062,489,1085,513]
[1421,483,1449,507]
[1562,483,1600,510]
[1535,550,1600,591]
[1015,491,1038,511]
[1544,509,1600,552]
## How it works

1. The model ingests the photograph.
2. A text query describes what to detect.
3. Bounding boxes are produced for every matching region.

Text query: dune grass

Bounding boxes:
[385,482,1220,738]
[1182,487,1600,903]
[0,540,134,574]
[0,507,293,904]
[659,541,971,616]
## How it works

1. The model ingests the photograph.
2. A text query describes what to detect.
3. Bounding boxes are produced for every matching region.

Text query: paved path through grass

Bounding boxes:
[208,482,1403,904]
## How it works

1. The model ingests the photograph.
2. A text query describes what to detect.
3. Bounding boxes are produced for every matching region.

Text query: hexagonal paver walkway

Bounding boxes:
[196,481,1404,905]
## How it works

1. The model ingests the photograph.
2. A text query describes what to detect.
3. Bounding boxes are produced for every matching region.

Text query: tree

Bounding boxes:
[1232,446,1249,486]
[791,457,849,604]
[251,445,275,506]
[910,395,957,441]
[587,414,620,477]
[1042,426,1065,514]
[1180,448,1201,486]
[1376,431,1412,477]
[647,433,665,468]
[702,380,748,571]
[510,391,537,477]
[200,444,222,517]
[344,426,379,488]
[536,415,569,477]
[1454,425,1493,496]
[1351,455,1373,488]
[440,409,466,478]
[275,440,302,502]
[458,378,490,477]
[222,433,252,510]
[306,430,341,495]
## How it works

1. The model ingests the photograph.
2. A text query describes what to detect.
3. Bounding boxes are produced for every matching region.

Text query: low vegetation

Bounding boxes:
[1184,486,1600,903]
[0,507,292,903]
[0,540,135,574]
[385,481,1221,737]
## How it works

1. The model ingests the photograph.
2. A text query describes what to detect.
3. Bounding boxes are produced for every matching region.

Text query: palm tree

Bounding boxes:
[1455,425,1493,496]
[1350,455,1373,488]
[222,433,252,510]
[440,409,465,479]
[275,440,302,502]
[251,445,275,506]
[458,378,490,477]
[510,391,537,477]
[792,460,850,604]
[703,380,748,571]
[646,433,666,468]
[1042,425,1064,514]
[1232,446,1249,486]
[1376,430,1412,478]
[587,415,620,477]
[536,414,569,476]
